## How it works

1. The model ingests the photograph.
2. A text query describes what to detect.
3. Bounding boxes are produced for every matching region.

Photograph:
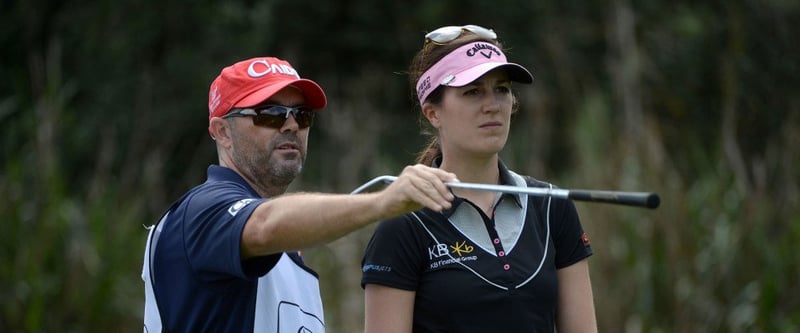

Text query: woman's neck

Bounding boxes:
[439,153,500,184]
[439,153,501,216]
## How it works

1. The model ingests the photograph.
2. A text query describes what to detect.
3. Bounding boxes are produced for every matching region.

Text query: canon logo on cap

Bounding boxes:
[247,59,301,79]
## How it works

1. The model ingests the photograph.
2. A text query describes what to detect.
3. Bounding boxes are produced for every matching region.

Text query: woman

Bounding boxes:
[361,25,598,332]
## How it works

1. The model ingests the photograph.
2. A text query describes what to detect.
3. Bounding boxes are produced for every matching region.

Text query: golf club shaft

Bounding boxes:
[352,176,660,209]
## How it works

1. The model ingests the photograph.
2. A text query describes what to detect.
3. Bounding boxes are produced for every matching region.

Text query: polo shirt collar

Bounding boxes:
[206,165,260,197]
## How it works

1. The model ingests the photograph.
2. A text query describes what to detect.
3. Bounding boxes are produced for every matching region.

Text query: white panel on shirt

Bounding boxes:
[254,253,325,333]
[449,171,528,255]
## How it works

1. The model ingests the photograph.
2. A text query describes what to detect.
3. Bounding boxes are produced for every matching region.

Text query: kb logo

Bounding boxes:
[428,243,449,259]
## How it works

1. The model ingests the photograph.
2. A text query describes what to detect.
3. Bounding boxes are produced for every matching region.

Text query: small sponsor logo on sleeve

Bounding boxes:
[362,264,392,273]
[228,198,257,216]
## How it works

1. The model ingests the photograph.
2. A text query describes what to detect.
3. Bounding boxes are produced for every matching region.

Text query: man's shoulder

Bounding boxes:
[189,173,255,201]
[161,178,261,227]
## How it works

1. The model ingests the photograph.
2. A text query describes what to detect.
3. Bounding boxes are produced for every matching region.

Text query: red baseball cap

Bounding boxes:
[207,57,327,132]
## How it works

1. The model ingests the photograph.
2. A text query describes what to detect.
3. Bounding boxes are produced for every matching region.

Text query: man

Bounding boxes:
[142,56,457,332]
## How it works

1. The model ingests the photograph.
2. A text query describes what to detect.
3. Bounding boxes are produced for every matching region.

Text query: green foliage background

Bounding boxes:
[2,0,798,332]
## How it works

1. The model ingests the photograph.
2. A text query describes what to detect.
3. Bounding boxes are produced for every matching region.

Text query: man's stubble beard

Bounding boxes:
[232,133,305,192]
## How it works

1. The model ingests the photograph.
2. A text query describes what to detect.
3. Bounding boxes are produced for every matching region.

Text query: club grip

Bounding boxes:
[568,190,660,209]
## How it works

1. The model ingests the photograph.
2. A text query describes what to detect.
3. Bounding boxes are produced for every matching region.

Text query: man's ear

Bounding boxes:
[421,102,441,129]
[209,117,233,147]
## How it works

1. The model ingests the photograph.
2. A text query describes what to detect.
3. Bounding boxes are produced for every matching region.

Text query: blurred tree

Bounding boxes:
[1,0,798,332]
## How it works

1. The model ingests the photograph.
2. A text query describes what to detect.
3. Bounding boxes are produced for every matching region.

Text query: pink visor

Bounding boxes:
[416,42,533,105]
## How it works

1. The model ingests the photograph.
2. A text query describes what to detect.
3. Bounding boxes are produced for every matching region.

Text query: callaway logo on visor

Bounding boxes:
[465,43,501,59]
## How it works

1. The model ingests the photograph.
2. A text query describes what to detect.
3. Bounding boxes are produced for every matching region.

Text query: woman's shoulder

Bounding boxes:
[506,169,554,188]
[374,209,440,235]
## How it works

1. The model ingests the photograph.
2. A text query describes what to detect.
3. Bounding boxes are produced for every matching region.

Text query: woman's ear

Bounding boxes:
[421,102,441,129]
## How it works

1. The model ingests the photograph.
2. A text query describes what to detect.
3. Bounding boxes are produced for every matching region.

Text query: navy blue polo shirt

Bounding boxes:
[148,165,322,332]
[361,163,592,332]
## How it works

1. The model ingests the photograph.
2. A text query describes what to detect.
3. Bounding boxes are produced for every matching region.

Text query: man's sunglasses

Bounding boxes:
[425,25,497,44]
[223,105,315,129]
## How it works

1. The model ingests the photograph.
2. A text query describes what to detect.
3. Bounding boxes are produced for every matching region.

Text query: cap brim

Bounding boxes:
[446,62,534,87]
[235,78,327,110]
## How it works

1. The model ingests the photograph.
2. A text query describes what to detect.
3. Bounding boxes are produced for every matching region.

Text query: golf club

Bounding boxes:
[352,175,660,209]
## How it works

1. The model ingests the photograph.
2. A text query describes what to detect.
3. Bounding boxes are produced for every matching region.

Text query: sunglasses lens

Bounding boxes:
[252,114,286,128]
[463,25,497,40]
[426,27,458,43]
[251,106,314,129]
[294,110,314,128]
[425,25,496,44]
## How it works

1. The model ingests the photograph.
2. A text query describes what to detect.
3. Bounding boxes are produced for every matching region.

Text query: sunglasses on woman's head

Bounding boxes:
[223,105,315,129]
[425,25,497,44]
